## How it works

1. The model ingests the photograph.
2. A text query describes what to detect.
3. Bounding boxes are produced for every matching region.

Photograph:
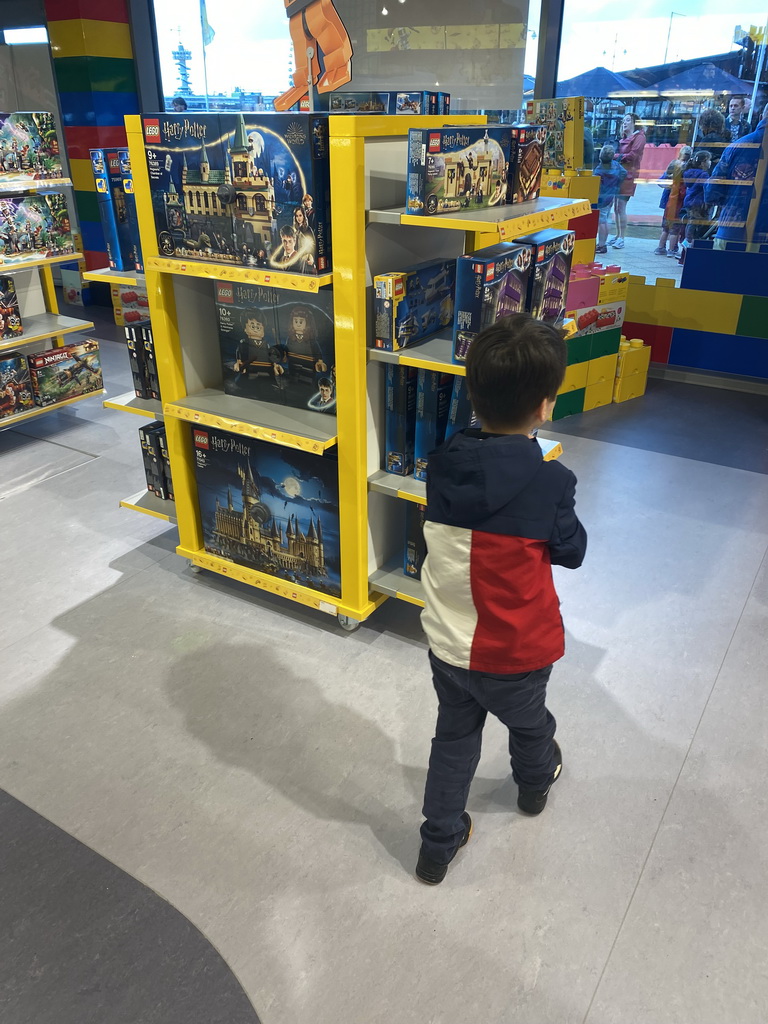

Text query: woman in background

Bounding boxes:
[610,112,647,250]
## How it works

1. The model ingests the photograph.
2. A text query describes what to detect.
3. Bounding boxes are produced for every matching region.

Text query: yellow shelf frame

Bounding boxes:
[84,267,144,286]
[1,388,104,427]
[103,391,163,418]
[125,112,586,623]
[120,489,176,522]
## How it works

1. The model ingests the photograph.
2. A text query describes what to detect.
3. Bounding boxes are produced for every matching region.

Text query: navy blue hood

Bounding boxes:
[426,430,546,526]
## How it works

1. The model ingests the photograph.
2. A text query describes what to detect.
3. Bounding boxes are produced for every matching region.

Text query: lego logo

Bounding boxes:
[485,264,495,281]
[427,133,442,153]
[216,283,234,303]
[194,431,209,449]
[144,119,160,141]
[394,281,404,296]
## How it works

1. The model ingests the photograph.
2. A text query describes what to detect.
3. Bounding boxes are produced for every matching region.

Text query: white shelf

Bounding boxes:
[369,469,426,504]
[0,389,104,429]
[84,267,145,286]
[163,389,337,455]
[0,176,73,195]
[370,560,425,607]
[120,489,176,523]
[369,335,465,376]
[0,313,94,353]
[0,252,82,271]
[103,391,163,419]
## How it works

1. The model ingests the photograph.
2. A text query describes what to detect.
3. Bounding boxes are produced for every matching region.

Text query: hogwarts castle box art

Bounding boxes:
[215,281,336,415]
[142,113,331,274]
[193,426,341,598]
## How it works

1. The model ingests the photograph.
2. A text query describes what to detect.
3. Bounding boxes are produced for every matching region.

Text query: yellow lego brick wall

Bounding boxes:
[626,276,741,335]
[584,378,613,410]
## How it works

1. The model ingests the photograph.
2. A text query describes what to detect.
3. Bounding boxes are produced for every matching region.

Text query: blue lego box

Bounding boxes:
[373,257,456,351]
[414,369,452,480]
[142,112,331,275]
[193,424,341,599]
[404,501,427,580]
[118,148,143,272]
[515,228,576,325]
[452,241,533,363]
[384,363,417,475]
[444,376,478,439]
[406,125,513,216]
[90,148,136,271]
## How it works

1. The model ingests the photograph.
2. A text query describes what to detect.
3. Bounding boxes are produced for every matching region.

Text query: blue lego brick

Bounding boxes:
[680,247,768,297]
[58,91,139,128]
[669,328,768,379]
[80,218,107,252]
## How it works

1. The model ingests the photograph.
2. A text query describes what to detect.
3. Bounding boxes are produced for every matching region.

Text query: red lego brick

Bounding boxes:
[84,249,109,270]
[44,0,129,22]
[622,321,673,364]
[569,209,599,241]
[64,124,128,161]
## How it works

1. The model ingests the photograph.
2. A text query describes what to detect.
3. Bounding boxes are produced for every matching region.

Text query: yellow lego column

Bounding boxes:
[614,338,651,402]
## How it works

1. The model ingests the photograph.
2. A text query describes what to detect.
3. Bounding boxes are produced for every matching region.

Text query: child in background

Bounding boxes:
[679,149,713,265]
[593,145,626,254]
[653,146,691,257]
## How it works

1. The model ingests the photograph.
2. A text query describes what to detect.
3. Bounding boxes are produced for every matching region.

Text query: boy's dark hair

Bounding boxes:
[466,313,567,429]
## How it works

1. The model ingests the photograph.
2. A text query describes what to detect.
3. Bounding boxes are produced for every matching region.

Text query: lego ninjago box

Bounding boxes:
[452,241,533,363]
[142,112,331,274]
[0,112,63,184]
[0,193,74,262]
[0,350,34,419]
[215,280,336,415]
[0,276,23,339]
[406,126,513,216]
[192,424,341,598]
[27,340,103,407]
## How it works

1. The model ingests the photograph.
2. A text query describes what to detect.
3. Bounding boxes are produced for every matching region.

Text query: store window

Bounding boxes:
[151,0,539,113]
[557,3,768,273]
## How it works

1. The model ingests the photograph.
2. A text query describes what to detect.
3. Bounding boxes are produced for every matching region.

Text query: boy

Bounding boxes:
[593,144,626,254]
[415,314,587,885]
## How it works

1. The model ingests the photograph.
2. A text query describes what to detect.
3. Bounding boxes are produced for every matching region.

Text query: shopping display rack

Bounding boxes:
[105,114,589,628]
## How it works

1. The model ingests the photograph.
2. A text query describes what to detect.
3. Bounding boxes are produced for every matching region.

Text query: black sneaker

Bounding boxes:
[517,741,562,815]
[415,812,473,885]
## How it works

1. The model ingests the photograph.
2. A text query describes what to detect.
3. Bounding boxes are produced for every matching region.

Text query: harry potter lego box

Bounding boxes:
[192,425,341,598]
[406,126,512,216]
[142,112,331,274]
[215,280,336,415]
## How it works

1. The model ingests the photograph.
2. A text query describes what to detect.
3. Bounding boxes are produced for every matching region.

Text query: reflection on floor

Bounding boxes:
[1,302,768,1024]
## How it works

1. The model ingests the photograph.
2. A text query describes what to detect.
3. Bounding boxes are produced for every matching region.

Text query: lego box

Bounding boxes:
[216,281,335,415]
[91,148,134,271]
[384,363,417,475]
[304,91,450,114]
[414,369,452,480]
[404,502,427,580]
[0,193,74,262]
[452,241,533,363]
[516,228,575,326]
[444,376,478,440]
[507,123,547,204]
[524,97,585,173]
[569,300,626,337]
[27,340,102,407]
[0,276,23,339]
[143,112,331,274]
[406,126,513,216]
[193,425,341,598]
[0,112,64,183]
[373,258,456,351]
[0,350,34,419]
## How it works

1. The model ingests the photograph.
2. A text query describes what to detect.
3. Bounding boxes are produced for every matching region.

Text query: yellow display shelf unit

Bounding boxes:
[0,312,94,353]
[103,391,163,419]
[120,489,176,522]
[83,267,144,287]
[2,389,105,427]
[123,113,588,627]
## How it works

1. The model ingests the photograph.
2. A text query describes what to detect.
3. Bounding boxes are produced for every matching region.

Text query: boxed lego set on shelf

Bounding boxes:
[139,421,174,501]
[0,111,64,185]
[0,192,75,263]
[1,339,103,419]
[299,91,451,114]
[125,321,160,401]
[90,148,143,273]
[0,275,23,339]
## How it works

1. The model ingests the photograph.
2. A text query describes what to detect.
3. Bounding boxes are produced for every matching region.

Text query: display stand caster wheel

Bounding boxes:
[188,561,203,574]
[337,614,361,632]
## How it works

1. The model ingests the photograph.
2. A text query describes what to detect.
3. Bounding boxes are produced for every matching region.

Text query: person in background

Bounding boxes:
[705,101,768,250]
[693,108,729,159]
[171,97,188,112]
[678,149,713,264]
[610,112,647,249]
[724,96,750,142]
[583,124,595,168]
[653,146,691,257]
[593,144,626,254]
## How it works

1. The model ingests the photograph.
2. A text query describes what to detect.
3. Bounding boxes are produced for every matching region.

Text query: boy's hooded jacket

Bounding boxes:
[421,430,587,674]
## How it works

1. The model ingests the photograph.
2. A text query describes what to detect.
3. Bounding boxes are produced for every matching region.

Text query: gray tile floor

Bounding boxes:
[1,309,767,1024]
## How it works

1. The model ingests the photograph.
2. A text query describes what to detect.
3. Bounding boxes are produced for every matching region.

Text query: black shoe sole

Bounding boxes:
[415,814,473,885]
[517,742,562,815]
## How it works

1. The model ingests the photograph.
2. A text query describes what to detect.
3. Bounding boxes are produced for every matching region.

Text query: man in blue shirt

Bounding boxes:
[705,102,768,250]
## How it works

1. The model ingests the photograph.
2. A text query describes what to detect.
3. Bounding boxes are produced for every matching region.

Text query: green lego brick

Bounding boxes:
[552,387,585,420]
[589,327,622,359]
[566,335,592,365]
[737,296,768,341]
[54,56,137,95]
[74,189,100,224]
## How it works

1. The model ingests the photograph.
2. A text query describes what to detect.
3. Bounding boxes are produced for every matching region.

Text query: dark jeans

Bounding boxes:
[420,651,557,863]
